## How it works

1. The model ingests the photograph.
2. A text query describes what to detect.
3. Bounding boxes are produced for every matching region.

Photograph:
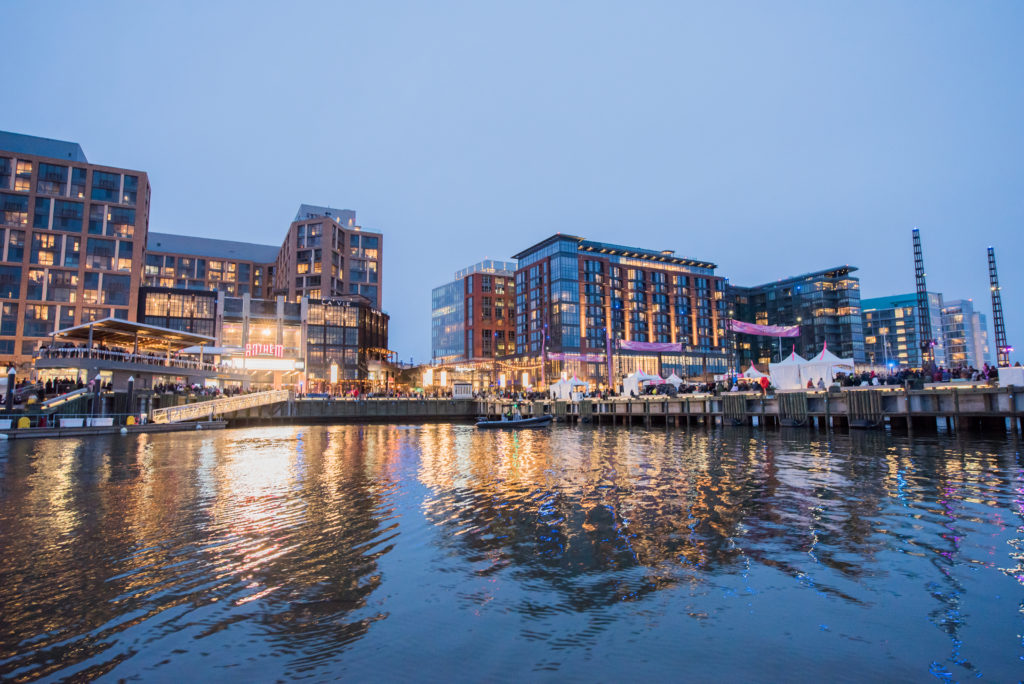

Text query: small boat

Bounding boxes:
[475,414,553,429]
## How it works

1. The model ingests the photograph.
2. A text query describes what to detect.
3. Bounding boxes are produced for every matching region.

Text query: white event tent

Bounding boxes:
[550,376,588,400]
[800,345,855,386]
[742,363,767,380]
[622,371,661,396]
[665,373,684,388]
[768,351,808,390]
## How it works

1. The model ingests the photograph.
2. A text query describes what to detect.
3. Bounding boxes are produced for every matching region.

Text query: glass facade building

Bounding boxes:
[941,299,991,369]
[138,287,218,338]
[730,266,866,366]
[512,235,728,385]
[860,292,946,369]
[431,280,465,363]
[431,260,516,365]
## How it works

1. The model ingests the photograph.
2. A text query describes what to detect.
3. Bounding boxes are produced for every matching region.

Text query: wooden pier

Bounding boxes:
[212,384,1024,435]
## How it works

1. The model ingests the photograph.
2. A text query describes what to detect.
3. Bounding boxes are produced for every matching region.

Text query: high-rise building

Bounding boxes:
[512,234,728,386]
[860,292,947,369]
[0,131,151,368]
[941,299,991,369]
[730,267,866,366]
[431,260,517,364]
[272,205,383,309]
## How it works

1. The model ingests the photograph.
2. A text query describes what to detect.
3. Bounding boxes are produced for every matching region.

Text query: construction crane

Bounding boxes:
[912,228,934,369]
[988,246,1011,366]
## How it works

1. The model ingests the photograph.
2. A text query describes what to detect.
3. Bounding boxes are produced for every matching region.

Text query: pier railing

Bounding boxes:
[152,389,292,424]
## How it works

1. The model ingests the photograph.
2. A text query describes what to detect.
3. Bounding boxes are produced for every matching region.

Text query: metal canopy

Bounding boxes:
[51,317,215,351]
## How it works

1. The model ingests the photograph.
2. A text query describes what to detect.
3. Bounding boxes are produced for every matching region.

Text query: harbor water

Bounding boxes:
[1,425,1022,681]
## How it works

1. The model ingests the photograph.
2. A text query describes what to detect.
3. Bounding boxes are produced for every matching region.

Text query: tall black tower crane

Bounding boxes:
[912,228,934,368]
[988,246,1011,367]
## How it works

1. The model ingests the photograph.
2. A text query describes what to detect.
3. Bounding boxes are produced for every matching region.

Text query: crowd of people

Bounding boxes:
[38,343,223,372]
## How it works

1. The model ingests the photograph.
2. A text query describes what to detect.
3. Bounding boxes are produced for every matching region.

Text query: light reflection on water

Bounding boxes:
[0,425,1022,681]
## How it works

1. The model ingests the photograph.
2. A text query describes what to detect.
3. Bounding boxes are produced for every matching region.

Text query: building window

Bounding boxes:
[91,171,120,202]
[88,204,105,234]
[81,307,107,322]
[30,233,60,265]
[14,161,32,192]
[6,230,24,261]
[116,241,133,271]
[58,306,75,329]
[86,238,115,270]
[0,158,10,190]
[103,275,130,305]
[0,266,19,298]
[53,200,84,232]
[1,193,29,226]
[33,197,51,229]
[23,304,55,337]
[0,303,17,335]
[36,163,68,195]
[122,175,138,204]
[82,272,100,304]
[48,270,78,303]
[107,207,134,238]
[26,268,45,300]
[70,168,86,198]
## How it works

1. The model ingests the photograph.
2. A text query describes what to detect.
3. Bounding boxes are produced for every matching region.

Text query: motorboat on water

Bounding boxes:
[475,414,553,429]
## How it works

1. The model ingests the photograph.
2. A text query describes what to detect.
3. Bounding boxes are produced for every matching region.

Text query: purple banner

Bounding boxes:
[617,341,683,352]
[728,320,800,338]
[547,352,607,363]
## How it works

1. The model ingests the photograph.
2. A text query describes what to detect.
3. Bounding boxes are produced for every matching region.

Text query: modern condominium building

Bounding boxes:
[941,299,991,369]
[0,131,151,368]
[730,266,866,366]
[144,233,278,298]
[272,205,383,309]
[860,292,947,369]
[512,234,729,386]
[431,259,517,364]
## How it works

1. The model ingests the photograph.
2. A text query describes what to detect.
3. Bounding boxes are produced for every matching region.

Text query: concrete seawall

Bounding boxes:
[214,385,1024,435]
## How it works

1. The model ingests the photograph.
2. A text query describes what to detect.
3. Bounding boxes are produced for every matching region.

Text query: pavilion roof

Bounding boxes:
[51,317,215,351]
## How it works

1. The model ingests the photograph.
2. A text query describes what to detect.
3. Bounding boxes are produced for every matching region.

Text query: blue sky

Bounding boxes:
[5,1,1022,362]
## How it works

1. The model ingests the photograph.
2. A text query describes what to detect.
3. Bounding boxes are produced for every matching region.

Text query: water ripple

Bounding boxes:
[0,425,1022,680]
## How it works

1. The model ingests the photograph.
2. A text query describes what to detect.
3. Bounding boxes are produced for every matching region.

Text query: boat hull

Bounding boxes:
[475,415,554,429]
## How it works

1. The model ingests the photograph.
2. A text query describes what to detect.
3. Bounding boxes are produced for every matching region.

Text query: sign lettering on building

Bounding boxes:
[245,343,284,358]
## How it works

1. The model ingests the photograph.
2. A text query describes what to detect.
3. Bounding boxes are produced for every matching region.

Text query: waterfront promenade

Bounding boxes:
[4,384,1022,438]
[212,384,1023,435]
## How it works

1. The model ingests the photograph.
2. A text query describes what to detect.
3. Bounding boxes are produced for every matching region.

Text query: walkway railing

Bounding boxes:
[35,348,226,373]
[152,389,292,424]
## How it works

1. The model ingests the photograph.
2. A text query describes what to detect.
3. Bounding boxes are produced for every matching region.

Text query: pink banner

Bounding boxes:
[728,320,800,338]
[547,352,606,363]
[617,341,683,352]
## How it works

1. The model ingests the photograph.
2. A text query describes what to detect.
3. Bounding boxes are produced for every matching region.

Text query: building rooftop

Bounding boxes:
[294,204,356,224]
[512,233,716,269]
[732,265,859,291]
[453,259,517,279]
[861,291,942,311]
[147,232,281,263]
[0,130,88,163]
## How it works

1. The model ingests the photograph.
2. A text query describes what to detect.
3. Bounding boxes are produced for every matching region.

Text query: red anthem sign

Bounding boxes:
[245,343,284,358]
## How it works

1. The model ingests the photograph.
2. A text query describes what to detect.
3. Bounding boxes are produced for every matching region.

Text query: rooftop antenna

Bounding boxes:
[988,246,1011,366]
[912,228,934,369]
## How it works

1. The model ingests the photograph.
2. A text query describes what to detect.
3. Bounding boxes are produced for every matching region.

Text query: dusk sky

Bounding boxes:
[6,1,1022,362]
